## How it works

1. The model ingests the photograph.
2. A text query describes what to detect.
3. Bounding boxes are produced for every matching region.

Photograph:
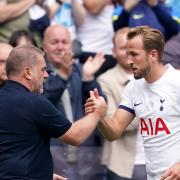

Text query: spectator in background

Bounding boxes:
[163,32,180,70]
[42,24,106,180]
[97,27,146,180]
[28,0,50,45]
[9,30,37,47]
[113,0,179,41]
[77,0,116,77]
[47,0,85,40]
[164,0,180,24]
[46,0,86,58]
[0,0,37,43]
[0,42,13,87]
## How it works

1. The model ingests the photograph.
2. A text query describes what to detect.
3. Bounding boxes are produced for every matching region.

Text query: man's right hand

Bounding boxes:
[85,88,107,119]
[56,51,74,80]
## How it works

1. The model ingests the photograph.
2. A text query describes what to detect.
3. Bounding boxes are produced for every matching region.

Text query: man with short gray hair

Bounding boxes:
[0,46,106,180]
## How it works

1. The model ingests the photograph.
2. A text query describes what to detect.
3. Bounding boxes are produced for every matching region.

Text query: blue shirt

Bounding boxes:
[0,80,72,179]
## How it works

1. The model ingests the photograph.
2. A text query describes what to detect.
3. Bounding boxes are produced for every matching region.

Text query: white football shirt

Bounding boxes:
[119,64,180,180]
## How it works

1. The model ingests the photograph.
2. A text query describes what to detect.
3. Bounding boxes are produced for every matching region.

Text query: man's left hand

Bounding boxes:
[160,163,180,180]
[82,52,105,81]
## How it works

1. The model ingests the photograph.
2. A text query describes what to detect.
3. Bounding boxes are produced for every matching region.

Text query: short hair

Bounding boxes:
[6,46,44,77]
[9,30,37,47]
[113,27,130,46]
[127,26,165,61]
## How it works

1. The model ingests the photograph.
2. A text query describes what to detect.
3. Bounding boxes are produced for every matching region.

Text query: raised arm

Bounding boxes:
[72,0,86,26]
[146,0,179,41]
[82,52,105,81]
[59,90,107,145]
[0,0,36,23]
[85,89,135,141]
[113,0,140,31]
[46,0,86,25]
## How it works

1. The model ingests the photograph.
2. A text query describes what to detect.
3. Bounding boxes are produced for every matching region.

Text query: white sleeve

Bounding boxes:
[119,80,135,114]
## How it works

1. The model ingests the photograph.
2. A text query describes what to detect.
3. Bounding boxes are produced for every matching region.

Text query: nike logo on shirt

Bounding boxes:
[134,102,142,106]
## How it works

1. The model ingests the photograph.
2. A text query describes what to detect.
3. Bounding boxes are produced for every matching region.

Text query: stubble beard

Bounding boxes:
[134,63,151,80]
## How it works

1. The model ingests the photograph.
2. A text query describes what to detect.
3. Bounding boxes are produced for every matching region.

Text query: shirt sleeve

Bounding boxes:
[33,95,72,138]
[118,80,135,115]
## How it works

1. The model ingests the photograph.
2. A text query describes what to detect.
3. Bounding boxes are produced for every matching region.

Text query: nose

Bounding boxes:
[44,70,49,79]
[57,42,64,50]
[127,55,133,65]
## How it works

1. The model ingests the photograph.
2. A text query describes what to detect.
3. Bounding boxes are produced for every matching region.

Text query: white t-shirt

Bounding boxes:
[29,5,46,20]
[120,64,180,180]
[77,3,114,54]
[124,73,146,165]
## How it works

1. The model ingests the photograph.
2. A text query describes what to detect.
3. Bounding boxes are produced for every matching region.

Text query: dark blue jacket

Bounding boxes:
[113,2,179,41]
[0,80,71,179]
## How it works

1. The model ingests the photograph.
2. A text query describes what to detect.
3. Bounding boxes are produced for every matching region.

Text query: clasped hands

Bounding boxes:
[84,88,107,119]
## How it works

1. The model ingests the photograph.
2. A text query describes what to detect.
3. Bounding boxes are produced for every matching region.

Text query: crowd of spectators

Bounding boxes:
[0,0,180,179]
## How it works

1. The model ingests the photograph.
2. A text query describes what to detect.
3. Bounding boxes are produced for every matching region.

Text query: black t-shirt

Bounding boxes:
[0,80,72,179]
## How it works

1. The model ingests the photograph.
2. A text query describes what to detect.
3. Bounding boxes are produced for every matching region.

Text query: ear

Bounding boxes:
[150,50,158,62]
[23,67,32,80]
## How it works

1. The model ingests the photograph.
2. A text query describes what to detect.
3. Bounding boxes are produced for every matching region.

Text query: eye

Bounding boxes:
[130,52,138,57]
[41,67,46,72]
[50,39,59,45]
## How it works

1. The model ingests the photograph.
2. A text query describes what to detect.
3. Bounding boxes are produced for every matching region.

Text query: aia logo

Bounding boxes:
[140,118,171,135]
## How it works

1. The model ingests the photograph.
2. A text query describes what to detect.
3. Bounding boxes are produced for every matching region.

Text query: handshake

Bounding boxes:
[84,88,107,120]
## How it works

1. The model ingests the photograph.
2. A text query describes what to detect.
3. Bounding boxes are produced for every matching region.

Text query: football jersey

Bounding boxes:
[119,64,180,180]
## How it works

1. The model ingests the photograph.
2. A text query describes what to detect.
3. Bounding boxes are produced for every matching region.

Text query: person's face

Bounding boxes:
[30,55,49,93]
[0,46,12,83]
[113,32,131,71]
[126,35,151,79]
[43,27,72,65]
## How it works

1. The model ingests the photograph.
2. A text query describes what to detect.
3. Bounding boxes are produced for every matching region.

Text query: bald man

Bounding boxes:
[42,25,106,179]
[0,42,13,87]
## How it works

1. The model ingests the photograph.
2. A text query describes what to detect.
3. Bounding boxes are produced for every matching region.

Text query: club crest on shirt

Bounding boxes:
[160,99,165,111]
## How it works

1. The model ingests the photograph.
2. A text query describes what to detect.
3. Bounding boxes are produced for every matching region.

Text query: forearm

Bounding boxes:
[0,0,35,23]
[106,100,138,132]
[60,112,101,146]
[98,116,123,141]
[98,108,135,140]
[46,2,60,19]
[72,0,86,26]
